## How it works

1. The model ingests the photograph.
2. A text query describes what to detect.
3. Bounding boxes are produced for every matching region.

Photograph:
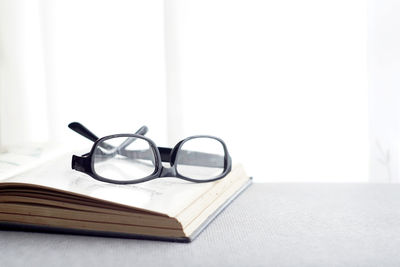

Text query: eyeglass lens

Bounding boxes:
[176,137,225,180]
[93,136,156,181]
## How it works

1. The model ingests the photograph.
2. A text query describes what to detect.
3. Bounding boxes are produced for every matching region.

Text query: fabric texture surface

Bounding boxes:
[1,183,400,267]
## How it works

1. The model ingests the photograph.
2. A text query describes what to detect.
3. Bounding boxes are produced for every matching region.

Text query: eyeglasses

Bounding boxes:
[68,122,232,184]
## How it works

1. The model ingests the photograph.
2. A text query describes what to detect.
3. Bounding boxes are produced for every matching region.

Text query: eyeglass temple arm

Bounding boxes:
[68,122,148,151]
[116,126,148,151]
[68,122,99,142]
[157,147,226,168]
[116,147,225,168]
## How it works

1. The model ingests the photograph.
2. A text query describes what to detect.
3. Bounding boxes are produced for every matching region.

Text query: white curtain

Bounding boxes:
[167,0,369,182]
[1,0,388,183]
[0,0,167,149]
[0,0,48,147]
[368,0,400,182]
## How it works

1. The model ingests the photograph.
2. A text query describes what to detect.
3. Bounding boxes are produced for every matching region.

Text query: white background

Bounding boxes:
[1,0,398,183]
[167,0,369,182]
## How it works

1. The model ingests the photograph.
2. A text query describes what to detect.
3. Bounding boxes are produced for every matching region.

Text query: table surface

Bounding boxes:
[1,183,400,267]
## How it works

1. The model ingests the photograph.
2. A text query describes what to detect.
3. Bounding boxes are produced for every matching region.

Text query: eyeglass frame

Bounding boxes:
[70,123,232,185]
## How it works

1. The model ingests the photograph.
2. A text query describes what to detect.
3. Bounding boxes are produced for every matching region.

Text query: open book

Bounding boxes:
[0,154,251,242]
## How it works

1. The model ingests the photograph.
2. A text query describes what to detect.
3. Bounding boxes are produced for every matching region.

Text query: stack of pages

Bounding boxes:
[0,154,251,242]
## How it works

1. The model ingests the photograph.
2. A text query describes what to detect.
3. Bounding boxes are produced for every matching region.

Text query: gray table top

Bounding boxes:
[1,183,400,267]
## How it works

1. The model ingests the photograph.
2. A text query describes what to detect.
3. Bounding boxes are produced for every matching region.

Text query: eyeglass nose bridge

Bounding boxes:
[160,166,177,177]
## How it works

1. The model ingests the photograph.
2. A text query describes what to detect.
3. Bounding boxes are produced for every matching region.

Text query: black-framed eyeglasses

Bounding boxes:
[68,122,232,184]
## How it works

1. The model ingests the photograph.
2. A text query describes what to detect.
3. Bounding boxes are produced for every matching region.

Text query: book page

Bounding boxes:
[0,144,72,180]
[0,154,222,217]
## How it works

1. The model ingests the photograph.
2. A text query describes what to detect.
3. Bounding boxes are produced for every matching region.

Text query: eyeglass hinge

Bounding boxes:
[72,155,91,173]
